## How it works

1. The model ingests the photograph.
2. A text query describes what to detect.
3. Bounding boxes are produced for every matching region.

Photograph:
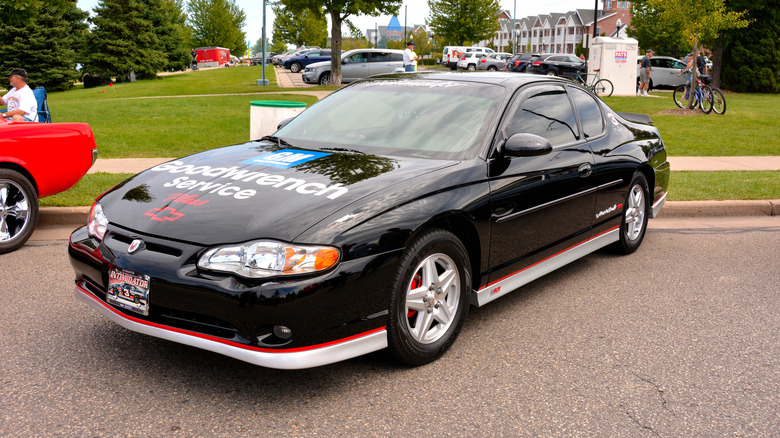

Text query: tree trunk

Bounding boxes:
[329,9,342,86]
[687,45,699,110]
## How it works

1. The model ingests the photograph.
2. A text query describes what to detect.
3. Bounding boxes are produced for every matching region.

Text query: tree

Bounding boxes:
[154,0,191,72]
[647,0,750,107]
[279,0,402,86]
[271,4,327,48]
[0,0,88,91]
[410,27,433,59]
[719,0,779,92]
[628,0,688,58]
[82,0,168,81]
[427,0,501,46]
[187,0,247,55]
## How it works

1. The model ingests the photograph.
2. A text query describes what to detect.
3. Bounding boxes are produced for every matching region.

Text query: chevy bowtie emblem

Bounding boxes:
[128,239,143,253]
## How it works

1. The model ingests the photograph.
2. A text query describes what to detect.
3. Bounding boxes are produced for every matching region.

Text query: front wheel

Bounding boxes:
[289,62,302,73]
[592,79,614,97]
[318,72,330,85]
[673,85,687,108]
[0,169,39,254]
[612,173,650,255]
[711,88,727,114]
[699,85,714,114]
[387,229,471,366]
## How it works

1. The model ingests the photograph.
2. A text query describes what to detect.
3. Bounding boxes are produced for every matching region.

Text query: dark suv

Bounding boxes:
[526,53,585,79]
[505,53,537,72]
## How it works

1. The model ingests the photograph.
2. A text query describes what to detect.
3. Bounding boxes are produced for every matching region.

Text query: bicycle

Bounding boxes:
[709,87,727,114]
[673,72,713,114]
[574,69,614,97]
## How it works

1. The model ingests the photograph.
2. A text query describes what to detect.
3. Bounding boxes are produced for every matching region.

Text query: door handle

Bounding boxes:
[578,163,592,177]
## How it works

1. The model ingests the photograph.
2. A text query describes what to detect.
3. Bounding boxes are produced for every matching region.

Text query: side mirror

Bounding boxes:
[277,117,295,130]
[342,59,348,64]
[501,133,553,157]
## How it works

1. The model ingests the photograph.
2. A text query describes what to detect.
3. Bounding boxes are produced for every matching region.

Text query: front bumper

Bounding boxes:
[69,224,401,368]
[74,282,387,369]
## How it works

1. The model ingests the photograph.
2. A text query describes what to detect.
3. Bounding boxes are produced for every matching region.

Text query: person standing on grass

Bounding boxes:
[2,68,38,122]
[403,41,420,72]
[638,50,653,96]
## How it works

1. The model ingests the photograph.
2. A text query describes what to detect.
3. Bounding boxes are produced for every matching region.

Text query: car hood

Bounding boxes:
[99,142,458,245]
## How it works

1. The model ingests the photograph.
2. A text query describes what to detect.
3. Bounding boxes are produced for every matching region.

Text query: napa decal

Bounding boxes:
[149,160,348,200]
[241,149,330,169]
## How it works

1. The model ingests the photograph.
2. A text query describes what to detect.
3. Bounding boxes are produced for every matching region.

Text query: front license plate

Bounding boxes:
[107,268,150,316]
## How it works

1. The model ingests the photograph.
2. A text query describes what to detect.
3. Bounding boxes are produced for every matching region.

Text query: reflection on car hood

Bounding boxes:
[99,141,457,245]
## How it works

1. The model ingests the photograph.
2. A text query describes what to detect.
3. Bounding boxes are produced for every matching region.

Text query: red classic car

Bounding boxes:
[1,117,97,253]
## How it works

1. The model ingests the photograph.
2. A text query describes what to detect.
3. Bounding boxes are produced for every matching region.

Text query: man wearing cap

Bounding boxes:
[2,68,38,122]
[403,41,420,72]
[638,50,653,96]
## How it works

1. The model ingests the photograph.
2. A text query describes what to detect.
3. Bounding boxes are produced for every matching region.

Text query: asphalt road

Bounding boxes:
[2,224,779,437]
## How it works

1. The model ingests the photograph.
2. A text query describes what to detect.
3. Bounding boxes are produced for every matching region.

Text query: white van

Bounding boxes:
[442,46,495,70]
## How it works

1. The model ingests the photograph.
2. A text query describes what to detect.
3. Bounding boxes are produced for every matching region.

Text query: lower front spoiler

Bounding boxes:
[74,281,388,370]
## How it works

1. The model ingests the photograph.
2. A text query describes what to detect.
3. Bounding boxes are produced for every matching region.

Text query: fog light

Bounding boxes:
[273,325,292,339]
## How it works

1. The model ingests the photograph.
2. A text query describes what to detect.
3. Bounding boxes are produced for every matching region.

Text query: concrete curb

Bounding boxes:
[38,200,779,229]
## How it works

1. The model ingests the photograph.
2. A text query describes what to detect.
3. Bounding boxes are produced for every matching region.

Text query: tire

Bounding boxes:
[612,173,650,255]
[318,72,330,85]
[487,65,497,71]
[467,64,476,71]
[290,62,302,73]
[711,88,727,114]
[699,85,714,114]
[545,70,557,76]
[387,229,471,366]
[673,85,686,108]
[592,79,614,97]
[0,169,39,254]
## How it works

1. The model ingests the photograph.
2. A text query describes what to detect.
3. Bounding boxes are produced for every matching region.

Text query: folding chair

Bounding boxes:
[32,87,51,123]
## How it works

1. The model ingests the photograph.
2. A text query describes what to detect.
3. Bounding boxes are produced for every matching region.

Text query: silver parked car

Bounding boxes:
[302,49,405,85]
[636,56,688,90]
[476,52,513,71]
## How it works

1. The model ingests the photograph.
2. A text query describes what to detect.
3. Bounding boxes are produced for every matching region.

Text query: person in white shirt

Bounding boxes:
[403,42,420,72]
[2,68,38,122]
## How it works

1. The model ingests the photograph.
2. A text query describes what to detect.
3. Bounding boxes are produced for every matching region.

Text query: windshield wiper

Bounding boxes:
[318,147,365,155]
[260,135,293,148]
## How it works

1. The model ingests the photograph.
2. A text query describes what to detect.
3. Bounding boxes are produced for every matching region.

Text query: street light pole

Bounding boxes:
[512,0,516,54]
[258,0,269,86]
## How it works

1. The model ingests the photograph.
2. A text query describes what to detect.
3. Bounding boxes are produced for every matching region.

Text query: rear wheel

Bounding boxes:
[387,229,471,366]
[711,88,727,114]
[318,72,330,85]
[467,64,476,71]
[545,70,557,76]
[487,65,497,71]
[592,79,614,97]
[290,62,302,73]
[0,169,39,254]
[673,85,687,108]
[699,85,714,114]
[612,173,649,255]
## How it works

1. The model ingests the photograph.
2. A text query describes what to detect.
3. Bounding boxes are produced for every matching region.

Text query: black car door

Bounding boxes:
[486,83,596,289]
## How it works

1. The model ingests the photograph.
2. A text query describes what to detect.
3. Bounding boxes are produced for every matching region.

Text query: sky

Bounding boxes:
[75,0,595,48]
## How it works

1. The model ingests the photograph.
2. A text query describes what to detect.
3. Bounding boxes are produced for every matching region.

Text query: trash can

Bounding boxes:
[250,101,307,140]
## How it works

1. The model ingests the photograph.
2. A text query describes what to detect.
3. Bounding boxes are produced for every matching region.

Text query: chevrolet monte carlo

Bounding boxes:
[70,72,670,369]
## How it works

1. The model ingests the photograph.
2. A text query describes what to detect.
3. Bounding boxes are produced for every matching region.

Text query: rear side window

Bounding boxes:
[569,87,604,139]
[504,85,578,146]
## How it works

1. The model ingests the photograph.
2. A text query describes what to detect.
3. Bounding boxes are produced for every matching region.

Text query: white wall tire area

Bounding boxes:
[0,169,39,254]
[613,173,650,255]
[387,229,471,365]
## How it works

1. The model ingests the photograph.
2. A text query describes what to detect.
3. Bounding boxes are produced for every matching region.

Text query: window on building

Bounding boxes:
[606,0,613,9]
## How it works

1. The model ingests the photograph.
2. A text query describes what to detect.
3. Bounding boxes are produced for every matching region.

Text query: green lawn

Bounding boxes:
[33,69,780,206]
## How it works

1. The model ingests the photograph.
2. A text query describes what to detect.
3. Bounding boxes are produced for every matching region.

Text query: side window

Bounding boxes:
[389,53,404,62]
[569,87,604,139]
[504,86,578,146]
[348,53,367,63]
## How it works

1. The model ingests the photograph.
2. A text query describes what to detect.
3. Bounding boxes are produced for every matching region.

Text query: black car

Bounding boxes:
[527,53,586,79]
[506,53,537,72]
[70,72,670,370]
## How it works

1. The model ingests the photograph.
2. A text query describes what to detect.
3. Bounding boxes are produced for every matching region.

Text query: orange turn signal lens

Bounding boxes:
[314,248,340,270]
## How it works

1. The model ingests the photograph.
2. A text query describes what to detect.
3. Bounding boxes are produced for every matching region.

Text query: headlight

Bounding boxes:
[198,240,340,279]
[87,202,108,241]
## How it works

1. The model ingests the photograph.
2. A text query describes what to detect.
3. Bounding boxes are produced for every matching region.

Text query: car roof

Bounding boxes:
[366,71,571,90]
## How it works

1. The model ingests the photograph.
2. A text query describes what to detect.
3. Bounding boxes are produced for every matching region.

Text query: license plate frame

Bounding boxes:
[107,268,150,316]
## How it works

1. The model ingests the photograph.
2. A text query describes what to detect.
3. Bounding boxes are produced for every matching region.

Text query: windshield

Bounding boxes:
[275,78,505,160]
